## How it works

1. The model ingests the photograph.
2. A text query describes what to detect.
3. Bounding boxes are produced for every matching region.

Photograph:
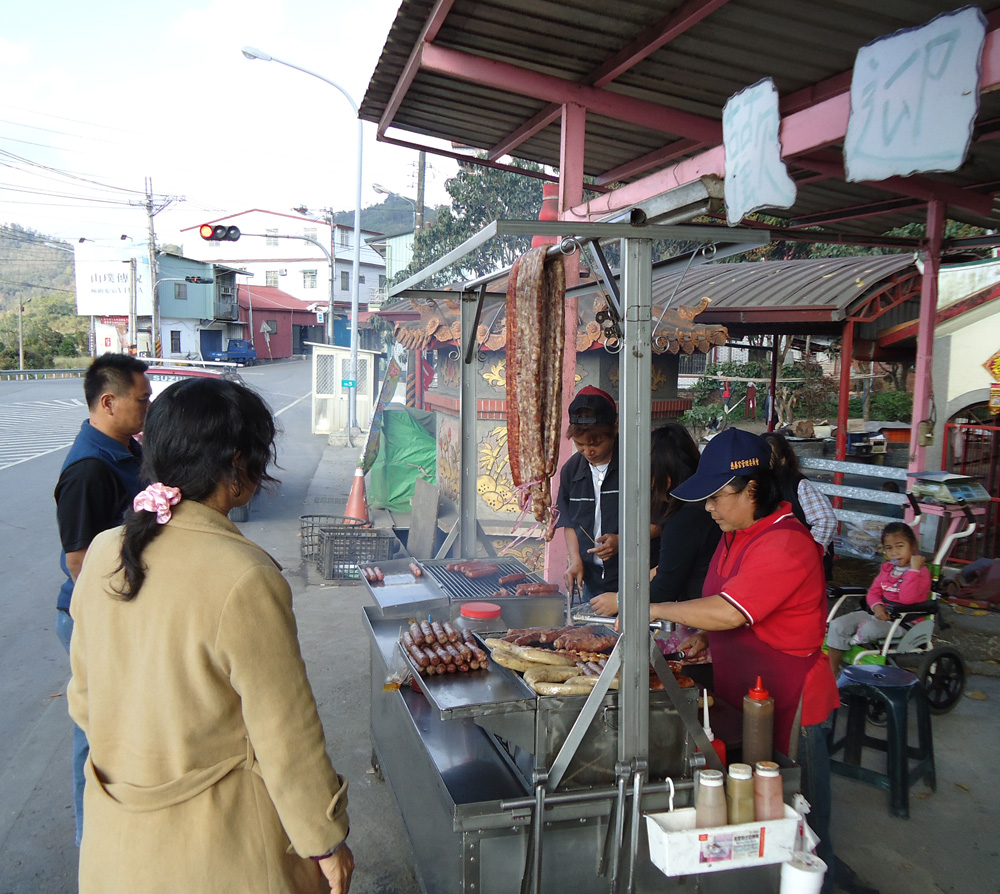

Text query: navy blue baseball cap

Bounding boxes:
[672,428,773,501]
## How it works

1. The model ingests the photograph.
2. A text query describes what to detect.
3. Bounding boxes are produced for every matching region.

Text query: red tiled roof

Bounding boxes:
[237,285,317,312]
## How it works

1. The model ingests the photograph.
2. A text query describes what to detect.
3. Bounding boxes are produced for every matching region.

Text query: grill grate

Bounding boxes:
[424,560,550,600]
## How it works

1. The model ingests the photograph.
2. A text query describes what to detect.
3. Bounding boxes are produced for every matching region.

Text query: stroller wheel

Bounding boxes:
[917,646,966,714]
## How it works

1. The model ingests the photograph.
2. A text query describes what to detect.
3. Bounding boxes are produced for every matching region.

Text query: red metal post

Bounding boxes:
[837,319,854,461]
[907,199,945,475]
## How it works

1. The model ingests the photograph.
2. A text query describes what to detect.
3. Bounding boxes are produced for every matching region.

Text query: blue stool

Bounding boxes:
[828,664,935,818]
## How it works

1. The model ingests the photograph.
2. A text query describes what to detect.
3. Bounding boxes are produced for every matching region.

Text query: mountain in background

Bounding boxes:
[332,196,438,236]
[0,223,88,368]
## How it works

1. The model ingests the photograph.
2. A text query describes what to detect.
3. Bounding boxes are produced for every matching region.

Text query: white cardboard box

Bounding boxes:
[645,804,799,877]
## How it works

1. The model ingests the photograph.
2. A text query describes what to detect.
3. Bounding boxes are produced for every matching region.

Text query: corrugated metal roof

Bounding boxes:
[361,0,1000,236]
[646,254,920,332]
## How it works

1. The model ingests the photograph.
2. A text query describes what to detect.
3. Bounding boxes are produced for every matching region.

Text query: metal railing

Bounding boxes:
[0,368,86,381]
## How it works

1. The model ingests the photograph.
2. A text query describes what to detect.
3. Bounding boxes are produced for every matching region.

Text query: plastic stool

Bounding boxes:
[828,664,935,818]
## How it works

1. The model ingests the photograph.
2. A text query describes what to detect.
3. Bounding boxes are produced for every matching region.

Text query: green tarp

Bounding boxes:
[368,406,437,512]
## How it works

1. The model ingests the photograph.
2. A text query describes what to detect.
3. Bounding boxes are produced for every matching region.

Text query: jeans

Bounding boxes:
[56,609,87,848]
[798,717,835,894]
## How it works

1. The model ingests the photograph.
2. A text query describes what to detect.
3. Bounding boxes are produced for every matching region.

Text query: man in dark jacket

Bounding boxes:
[556,386,620,598]
[54,353,150,844]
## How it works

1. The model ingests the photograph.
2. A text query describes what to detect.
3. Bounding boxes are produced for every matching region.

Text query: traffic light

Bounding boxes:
[199,223,241,241]
[184,276,214,284]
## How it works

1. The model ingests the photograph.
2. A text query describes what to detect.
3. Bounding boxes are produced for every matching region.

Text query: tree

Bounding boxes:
[391,158,548,286]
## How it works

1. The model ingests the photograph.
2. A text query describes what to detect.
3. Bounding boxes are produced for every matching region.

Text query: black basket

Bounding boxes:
[320,527,396,580]
[300,514,370,565]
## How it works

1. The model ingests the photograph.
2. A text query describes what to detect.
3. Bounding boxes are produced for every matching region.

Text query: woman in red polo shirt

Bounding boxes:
[645,428,839,886]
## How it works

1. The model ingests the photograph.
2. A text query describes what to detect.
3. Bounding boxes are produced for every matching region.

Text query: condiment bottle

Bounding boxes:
[726,763,755,824]
[701,690,727,767]
[754,761,784,820]
[454,601,503,634]
[694,769,727,828]
[742,676,774,766]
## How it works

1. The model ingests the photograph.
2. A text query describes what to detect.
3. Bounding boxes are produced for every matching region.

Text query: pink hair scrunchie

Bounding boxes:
[133,483,182,524]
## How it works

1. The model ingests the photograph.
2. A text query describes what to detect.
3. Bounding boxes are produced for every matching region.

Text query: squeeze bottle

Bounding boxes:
[741,676,774,766]
[694,769,727,828]
[701,689,726,766]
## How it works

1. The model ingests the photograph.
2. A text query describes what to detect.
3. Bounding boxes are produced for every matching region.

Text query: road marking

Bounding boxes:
[275,392,311,417]
[0,399,85,470]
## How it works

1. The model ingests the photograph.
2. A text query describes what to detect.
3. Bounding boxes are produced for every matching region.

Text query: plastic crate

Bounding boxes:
[300,515,370,565]
[320,527,396,580]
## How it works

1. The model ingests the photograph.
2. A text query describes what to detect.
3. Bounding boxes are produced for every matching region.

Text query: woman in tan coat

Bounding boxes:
[68,378,353,894]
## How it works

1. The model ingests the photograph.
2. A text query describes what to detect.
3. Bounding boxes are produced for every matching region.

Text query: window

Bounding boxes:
[303,269,318,289]
[358,274,365,284]
[304,227,317,241]
[266,270,279,288]
[170,331,181,353]
[264,320,277,334]
[678,352,708,376]
[379,274,387,289]
[340,271,350,291]
[173,283,187,300]
[338,229,349,247]
[265,228,278,247]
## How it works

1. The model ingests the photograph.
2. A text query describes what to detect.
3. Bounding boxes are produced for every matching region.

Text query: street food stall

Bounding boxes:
[361,221,807,893]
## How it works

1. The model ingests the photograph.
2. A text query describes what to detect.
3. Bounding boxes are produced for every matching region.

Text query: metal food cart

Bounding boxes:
[363,221,801,893]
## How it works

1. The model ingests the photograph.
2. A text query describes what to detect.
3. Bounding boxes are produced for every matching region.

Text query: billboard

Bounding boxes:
[74,242,153,316]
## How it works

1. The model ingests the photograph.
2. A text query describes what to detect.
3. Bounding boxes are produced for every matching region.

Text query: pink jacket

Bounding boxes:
[866,561,931,609]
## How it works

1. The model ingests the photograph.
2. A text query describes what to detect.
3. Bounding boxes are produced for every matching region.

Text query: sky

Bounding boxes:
[0,0,458,248]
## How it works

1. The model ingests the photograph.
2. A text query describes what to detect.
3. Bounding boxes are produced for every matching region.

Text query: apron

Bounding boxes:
[704,516,822,755]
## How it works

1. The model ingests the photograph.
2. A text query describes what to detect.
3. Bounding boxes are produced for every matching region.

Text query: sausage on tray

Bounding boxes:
[514,583,560,596]
[404,639,429,668]
[422,646,441,667]
[431,621,448,644]
[420,620,436,645]
[434,644,454,665]
[442,621,460,643]
[409,622,425,647]
[408,562,423,577]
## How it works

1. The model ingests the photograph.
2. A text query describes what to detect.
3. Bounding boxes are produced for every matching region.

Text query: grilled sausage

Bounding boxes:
[409,562,423,577]
[464,565,499,579]
[422,646,441,667]
[431,621,448,644]
[498,572,527,585]
[409,622,425,647]
[420,620,436,645]
[434,644,454,665]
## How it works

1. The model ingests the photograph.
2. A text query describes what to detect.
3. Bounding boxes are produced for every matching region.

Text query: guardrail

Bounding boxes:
[0,368,86,381]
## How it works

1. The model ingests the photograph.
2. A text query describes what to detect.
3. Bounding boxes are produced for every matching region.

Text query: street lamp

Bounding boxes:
[242,45,363,430]
[372,183,417,230]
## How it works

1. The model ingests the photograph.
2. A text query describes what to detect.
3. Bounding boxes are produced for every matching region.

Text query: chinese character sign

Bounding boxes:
[722,78,797,226]
[984,348,1000,383]
[844,6,986,183]
[73,242,153,316]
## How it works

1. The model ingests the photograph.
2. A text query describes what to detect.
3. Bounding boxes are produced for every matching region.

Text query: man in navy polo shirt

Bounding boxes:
[54,352,151,845]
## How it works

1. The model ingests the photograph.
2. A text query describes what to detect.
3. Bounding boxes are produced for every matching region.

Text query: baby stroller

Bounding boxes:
[825,496,977,716]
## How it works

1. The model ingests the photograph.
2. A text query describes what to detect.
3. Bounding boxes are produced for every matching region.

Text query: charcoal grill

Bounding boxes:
[422,558,546,600]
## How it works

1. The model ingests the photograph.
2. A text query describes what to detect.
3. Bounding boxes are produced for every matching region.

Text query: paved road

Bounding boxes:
[0,360,328,893]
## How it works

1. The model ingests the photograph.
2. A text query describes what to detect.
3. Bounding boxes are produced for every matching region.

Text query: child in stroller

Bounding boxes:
[827,522,931,676]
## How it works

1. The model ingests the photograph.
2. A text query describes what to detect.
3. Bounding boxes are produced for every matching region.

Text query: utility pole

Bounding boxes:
[146,177,159,357]
[127,258,138,354]
[415,151,426,233]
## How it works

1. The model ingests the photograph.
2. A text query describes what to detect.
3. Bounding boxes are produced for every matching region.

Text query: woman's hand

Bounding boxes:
[588,533,619,561]
[564,558,585,594]
[590,592,618,616]
[678,631,709,658]
[318,844,354,894]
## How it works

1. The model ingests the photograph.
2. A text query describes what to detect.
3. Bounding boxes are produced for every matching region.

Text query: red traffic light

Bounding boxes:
[199,224,241,241]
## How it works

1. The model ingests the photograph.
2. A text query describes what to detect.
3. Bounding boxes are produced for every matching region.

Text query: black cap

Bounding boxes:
[568,386,617,426]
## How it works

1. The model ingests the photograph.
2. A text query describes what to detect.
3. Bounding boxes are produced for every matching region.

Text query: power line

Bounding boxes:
[0,279,75,294]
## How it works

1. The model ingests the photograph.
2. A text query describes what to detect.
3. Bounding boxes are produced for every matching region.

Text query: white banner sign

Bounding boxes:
[722,78,797,226]
[73,242,153,316]
[844,6,986,182]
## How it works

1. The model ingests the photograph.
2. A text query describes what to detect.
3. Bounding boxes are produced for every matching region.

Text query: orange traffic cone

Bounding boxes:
[345,468,370,525]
